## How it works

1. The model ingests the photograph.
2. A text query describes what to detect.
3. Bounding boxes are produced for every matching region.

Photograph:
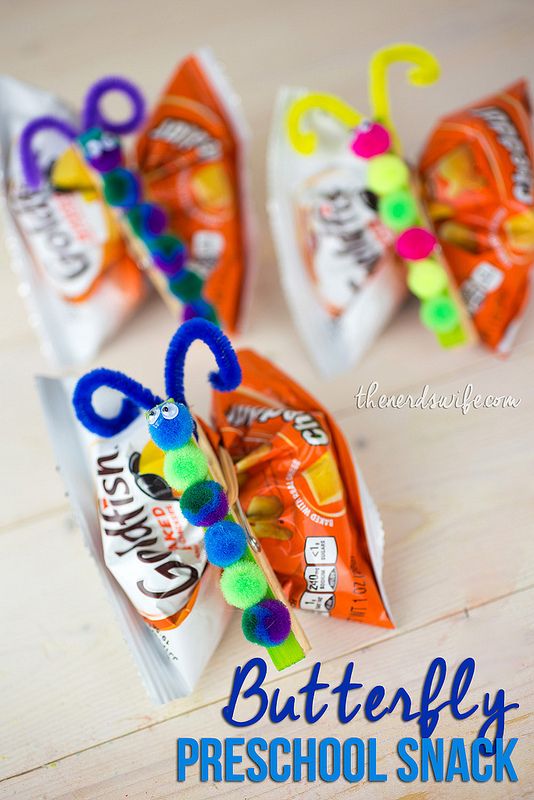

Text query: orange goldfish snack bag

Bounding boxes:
[419,81,534,353]
[211,350,393,629]
[137,50,253,332]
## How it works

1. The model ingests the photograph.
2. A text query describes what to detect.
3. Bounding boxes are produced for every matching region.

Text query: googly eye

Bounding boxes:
[161,401,179,420]
[101,132,119,151]
[86,139,103,158]
[147,406,160,425]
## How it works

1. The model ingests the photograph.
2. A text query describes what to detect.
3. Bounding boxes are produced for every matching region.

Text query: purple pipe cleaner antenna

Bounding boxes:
[19,116,78,189]
[81,76,146,135]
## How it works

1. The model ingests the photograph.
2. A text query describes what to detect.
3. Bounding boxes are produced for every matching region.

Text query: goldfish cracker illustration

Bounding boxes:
[191,163,233,211]
[505,209,534,251]
[302,449,343,506]
[212,349,393,628]
[436,145,488,201]
[419,80,534,352]
[137,49,253,332]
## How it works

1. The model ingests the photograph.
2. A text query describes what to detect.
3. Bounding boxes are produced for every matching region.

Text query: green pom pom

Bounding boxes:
[220,561,267,609]
[163,441,208,493]
[379,189,418,231]
[102,168,139,207]
[407,259,448,299]
[420,295,459,333]
[169,270,203,302]
[367,154,409,196]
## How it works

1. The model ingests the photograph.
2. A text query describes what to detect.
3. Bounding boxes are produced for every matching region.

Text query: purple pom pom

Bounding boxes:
[130,203,167,237]
[180,480,229,527]
[148,235,187,276]
[182,299,218,325]
[242,599,291,646]
[88,145,122,173]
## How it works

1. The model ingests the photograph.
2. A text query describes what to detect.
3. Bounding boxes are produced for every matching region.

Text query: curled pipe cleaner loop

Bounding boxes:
[369,43,440,150]
[73,368,162,438]
[82,76,146,135]
[286,93,363,156]
[164,319,242,406]
[19,116,79,189]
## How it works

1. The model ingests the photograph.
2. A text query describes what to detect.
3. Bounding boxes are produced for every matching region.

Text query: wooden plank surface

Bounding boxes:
[1,0,533,797]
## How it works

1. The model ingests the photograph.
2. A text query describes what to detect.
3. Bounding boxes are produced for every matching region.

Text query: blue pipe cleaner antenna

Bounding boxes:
[164,319,242,405]
[72,368,162,438]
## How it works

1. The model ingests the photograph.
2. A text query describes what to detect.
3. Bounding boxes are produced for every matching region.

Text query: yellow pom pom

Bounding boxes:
[367,154,409,196]
[407,259,448,299]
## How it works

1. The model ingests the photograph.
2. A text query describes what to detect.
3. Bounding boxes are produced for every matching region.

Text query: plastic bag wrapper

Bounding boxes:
[36,376,231,702]
[137,49,254,332]
[268,88,407,377]
[419,80,534,353]
[211,349,393,628]
[0,76,147,367]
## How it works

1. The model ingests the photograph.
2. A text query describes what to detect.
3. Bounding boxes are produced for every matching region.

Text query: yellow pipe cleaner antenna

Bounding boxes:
[369,43,441,151]
[286,92,363,155]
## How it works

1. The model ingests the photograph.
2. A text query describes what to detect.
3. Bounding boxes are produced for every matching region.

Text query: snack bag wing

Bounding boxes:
[37,376,230,702]
[419,80,534,353]
[137,49,254,332]
[38,321,308,701]
[0,76,146,367]
[212,349,393,628]
[268,87,406,377]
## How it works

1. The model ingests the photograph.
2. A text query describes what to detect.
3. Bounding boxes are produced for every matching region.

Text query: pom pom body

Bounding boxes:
[205,520,247,567]
[379,189,418,231]
[367,153,409,195]
[407,259,448,299]
[396,227,436,260]
[127,203,167,237]
[148,235,187,276]
[242,599,291,646]
[79,128,123,173]
[183,299,218,324]
[103,168,140,207]
[180,480,229,527]
[170,270,203,303]
[351,122,390,159]
[147,401,193,450]
[163,442,208,493]
[420,295,459,332]
[220,561,267,609]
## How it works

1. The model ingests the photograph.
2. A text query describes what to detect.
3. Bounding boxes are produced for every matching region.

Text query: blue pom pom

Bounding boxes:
[146,400,193,451]
[205,520,247,567]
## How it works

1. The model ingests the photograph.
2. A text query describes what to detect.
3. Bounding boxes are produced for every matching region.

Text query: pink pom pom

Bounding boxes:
[396,227,437,260]
[351,122,391,159]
